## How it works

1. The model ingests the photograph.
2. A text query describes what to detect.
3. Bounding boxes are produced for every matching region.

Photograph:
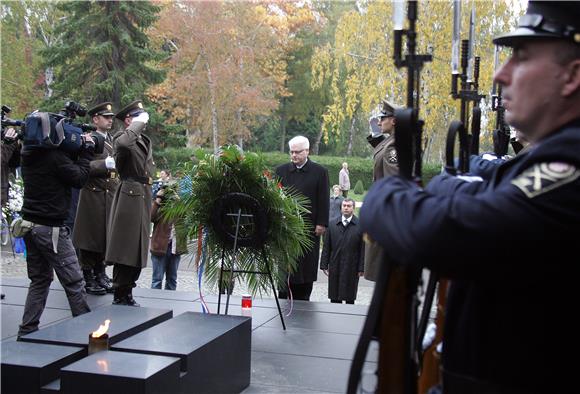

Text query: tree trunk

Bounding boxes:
[346,114,356,156]
[312,126,323,155]
[205,59,219,154]
[279,97,287,152]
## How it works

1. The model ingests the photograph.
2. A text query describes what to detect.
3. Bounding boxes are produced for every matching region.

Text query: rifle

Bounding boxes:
[347,2,431,393]
[446,3,485,175]
[491,46,511,157]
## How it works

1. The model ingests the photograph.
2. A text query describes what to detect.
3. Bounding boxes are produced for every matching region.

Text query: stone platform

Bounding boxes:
[1,276,377,393]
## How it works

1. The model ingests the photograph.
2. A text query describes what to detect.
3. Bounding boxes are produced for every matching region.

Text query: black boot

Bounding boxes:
[83,270,106,295]
[95,272,114,293]
[125,293,140,307]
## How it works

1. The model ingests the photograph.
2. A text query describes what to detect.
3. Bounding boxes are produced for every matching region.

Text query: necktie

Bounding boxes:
[343,219,348,227]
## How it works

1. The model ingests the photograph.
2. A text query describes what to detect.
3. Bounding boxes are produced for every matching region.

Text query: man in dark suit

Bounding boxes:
[276,135,329,301]
[320,198,364,304]
[73,102,119,295]
[105,100,154,306]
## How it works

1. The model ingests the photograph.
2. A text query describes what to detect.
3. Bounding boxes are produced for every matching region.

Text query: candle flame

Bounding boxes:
[91,319,111,338]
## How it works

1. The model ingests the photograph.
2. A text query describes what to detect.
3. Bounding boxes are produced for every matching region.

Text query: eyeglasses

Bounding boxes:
[290,149,306,155]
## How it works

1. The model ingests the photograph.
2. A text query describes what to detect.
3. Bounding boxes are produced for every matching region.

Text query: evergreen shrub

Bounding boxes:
[155,148,443,189]
[353,180,365,194]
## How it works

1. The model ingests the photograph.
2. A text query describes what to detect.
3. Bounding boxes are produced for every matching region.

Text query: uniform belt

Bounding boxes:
[121,175,153,185]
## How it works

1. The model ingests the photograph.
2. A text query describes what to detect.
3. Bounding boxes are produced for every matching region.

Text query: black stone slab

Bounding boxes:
[250,351,352,393]
[1,276,64,291]
[19,305,172,347]
[201,294,369,316]
[0,281,114,310]
[263,308,366,334]
[60,350,180,394]
[1,304,71,340]
[252,326,373,361]
[40,379,60,393]
[1,341,85,394]
[133,287,199,302]
[112,312,251,394]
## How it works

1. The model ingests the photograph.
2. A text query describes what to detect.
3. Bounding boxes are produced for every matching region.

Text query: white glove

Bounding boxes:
[481,153,499,161]
[369,117,382,138]
[105,156,116,170]
[133,112,149,124]
[457,175,483,183]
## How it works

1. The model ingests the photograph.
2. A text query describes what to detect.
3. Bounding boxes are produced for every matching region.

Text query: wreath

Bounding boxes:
[162,145,313,295]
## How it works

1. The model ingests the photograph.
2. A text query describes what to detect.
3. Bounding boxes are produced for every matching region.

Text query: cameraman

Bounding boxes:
[17,130,95,338]
[1,127,21,208]
[72,102,118,295]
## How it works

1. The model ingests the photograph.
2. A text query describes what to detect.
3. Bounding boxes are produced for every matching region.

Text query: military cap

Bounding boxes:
[494,1,580,47]
[115,100,145,120]
[378,100,397,118]
[87,102,115,117]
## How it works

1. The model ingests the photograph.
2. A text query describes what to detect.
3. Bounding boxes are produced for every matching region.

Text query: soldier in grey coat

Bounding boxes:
[364,100,399,281]
[72,102,119,295]
[105,100,154,306]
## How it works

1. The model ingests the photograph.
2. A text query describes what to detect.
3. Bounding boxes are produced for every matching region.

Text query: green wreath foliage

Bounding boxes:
[161,145,313,295]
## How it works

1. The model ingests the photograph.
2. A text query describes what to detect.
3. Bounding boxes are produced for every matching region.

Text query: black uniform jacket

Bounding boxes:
[276,159,329,283]
[360,119,580,393]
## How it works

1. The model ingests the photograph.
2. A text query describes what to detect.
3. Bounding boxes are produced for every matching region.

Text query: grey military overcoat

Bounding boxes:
[105,121,154,268]
[72,135,120,253]
[364,133,399,281]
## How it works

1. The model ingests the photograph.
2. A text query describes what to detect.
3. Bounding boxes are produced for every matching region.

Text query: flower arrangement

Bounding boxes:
[2,178,23,222]
[162,145,313,295]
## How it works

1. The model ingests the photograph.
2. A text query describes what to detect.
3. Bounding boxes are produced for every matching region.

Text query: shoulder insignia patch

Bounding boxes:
[387,148,398,164]
[511,162,580,198]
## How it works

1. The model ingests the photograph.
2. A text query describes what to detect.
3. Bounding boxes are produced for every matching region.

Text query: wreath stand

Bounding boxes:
[212,193,286,330]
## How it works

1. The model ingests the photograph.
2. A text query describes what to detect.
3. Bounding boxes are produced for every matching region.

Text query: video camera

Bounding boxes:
[1,105,24,143]
[22,101,104,154]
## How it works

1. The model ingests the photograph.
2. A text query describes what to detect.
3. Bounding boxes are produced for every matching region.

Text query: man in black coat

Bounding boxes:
[276,135,329,301]
[320,198,364,304]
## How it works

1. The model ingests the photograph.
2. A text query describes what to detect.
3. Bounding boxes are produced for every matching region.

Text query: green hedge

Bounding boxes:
[154,147,442,189]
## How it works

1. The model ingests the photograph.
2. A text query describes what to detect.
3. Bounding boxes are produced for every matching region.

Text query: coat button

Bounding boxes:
[130,191,133,194]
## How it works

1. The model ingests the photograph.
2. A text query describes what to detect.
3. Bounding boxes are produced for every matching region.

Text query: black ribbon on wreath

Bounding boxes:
[210,192,286,329]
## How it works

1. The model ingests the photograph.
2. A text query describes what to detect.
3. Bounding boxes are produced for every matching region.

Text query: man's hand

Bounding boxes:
[3,127,18,141]
[315,225,326,236]
[132,112,149,124]
[82,133,95,152]
[105,156,116,170]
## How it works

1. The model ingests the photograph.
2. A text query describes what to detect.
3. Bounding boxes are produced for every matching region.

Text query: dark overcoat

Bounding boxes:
[320,215,364,302]
[105,121,154,267]
[72,134,119,253]
[276,159,329,283]
[329,195,344,222]
[364,133,399,281]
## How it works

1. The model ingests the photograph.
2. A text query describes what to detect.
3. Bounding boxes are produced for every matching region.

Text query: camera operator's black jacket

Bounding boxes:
[1,140,20,206]
[21,147,92,226]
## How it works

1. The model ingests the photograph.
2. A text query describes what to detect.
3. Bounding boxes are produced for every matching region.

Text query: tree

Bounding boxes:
[42,0,165,111]
[311,0,517,162]
[149,1,315,153]
[0,0,52,117]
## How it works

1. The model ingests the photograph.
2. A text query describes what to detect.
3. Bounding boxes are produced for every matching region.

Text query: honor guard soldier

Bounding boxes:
[363,100,400,282]
[360,1,580,393]
[72,102,118,295]
[105,100,154,306]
